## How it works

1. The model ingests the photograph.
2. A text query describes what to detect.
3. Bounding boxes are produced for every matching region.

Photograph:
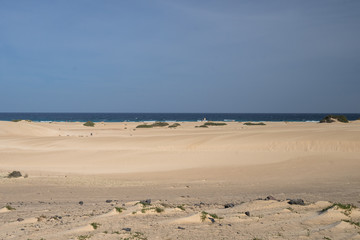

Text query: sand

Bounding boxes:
[0,120,360,239]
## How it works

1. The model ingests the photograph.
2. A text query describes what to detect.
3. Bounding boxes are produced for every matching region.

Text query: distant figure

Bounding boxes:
[203,118,207,122]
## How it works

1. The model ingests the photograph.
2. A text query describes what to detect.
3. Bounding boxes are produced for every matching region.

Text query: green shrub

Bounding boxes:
[90,222,100,229]
[11,119,22,122]
[168,123,181,128]
[155,207,164,213]
[151,122,169,127]
[320,115,348,123]
[83,121,95,127]
[136,124,153,128]
[136,122,169,128]
[195,125,208,128]
[243,122,266,126]
[204,122,227,126]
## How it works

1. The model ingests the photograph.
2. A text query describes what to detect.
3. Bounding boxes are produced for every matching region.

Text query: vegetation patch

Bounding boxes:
[136,124,153,128]
[5,205,16,210]
[342,219,360,227]
[177,205,185,211]
[78,235,91,240]
[11,119,22,122]
[203,122,227,126]
[7,171,22,178]
[243,122,266,126]
[195,125,208,128]
[320,203,356,215]
[320,115,349,123]
[168,123,181,128]
[83,121,95,127]
[155,207,164,213]
[90,222,100,230]
[115,207,126,213]
[136,122,169,128]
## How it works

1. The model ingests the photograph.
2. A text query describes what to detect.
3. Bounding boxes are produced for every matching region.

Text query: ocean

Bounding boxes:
[0,113,359,122]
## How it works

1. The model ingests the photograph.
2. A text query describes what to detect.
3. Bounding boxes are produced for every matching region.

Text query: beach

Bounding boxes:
[1,120,360,239]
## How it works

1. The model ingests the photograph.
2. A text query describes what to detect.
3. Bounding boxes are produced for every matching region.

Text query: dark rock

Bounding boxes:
[122,228,131,232]
[228,224,232,226]
[17,218,24,222]
[265,195,277,201]
[245,211,250,217]
[140,199,151,205]
[288,199,305,205]
[105,200,112,203]
[177,226,185,230]
[7,171,22,178]
[224,203,235,208]
[78,201,83,205]
[209,217,215,223]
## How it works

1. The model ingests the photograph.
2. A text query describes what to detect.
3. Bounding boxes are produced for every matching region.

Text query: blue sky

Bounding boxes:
[1,0,359,113]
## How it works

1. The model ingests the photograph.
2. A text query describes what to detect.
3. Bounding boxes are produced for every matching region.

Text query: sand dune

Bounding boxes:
[0,121,359,239]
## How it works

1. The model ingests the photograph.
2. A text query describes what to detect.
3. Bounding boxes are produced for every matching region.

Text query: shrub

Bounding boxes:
[136,124,153,128]
[320,115,348,123]
[204,122,227,126]
[7,171,22,178]
[5,205,16,210]
[168,123,181,128]
[243,122,266,126]
[83,121,95,127]
[155,207,164,213]
[195,125,208,128]
[136,122,169,128]
[151,122,169,127]
[11,119,22,122]
[90,222,100,229]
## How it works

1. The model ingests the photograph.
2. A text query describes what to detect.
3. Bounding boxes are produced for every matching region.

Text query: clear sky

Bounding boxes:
[1,0,359,113]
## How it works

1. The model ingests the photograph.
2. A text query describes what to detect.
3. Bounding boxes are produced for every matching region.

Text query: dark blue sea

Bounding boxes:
[0,113,359,122]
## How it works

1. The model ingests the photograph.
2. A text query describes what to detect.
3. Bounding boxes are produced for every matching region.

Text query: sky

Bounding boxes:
[1,0,359,113]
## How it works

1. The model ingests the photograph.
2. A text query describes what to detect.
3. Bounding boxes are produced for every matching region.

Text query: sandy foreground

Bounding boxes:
[0,120,360,240]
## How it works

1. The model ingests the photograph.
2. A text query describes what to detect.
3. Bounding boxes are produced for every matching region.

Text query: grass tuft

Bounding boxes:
[243,122,266,126]
[83,121,95,127]
[115,207,126,213]
[5,205,16,210]
[90,222,100,230]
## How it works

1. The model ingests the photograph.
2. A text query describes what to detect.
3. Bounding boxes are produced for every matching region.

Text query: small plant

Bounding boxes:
[7,171,22,178]
[155,207,164,213]
[195,125,208,128]
[151,122,169,127]
[320,115,349,123]
[24,173,29,178]
[11,119,22,122]
[168,123,181,128]
[204,122,227,126]
[115,207,126,213]
[83,121,95,127]
[200,211,208,222]
[323,237,332,240]
[208,213,222,219]
[136,124,153,128]
[320,203,356,215]
[244,122,266,126]
[90,222,100,230]
[78,236,90,240]
[177,205,185,211]
[342,219,360,227]
[5,205,16,210]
